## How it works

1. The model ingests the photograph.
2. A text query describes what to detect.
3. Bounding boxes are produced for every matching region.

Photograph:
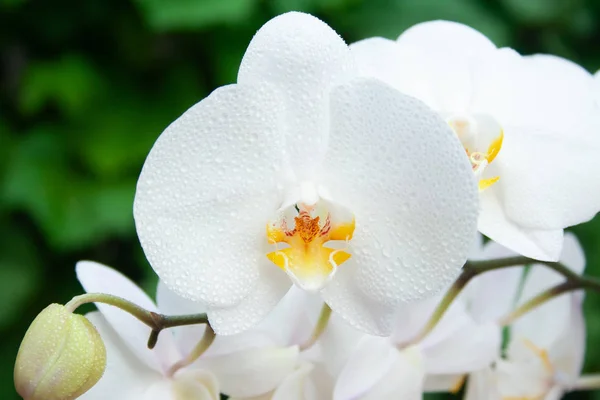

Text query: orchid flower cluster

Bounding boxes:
[13,11,600,400]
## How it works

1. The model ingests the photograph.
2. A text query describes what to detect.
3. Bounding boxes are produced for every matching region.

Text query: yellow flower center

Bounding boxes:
[448,114,504,192]
[266,202,355,291]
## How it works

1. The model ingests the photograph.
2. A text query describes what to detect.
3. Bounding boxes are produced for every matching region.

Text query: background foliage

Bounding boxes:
[1,0,600,398]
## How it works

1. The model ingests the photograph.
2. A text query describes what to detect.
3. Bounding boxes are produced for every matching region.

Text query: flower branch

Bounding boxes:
[65,292,209,349]
[400,255,600,348]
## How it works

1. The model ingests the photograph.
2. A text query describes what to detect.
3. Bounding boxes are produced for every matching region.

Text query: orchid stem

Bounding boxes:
[65,293,209,349]
[300,303,332,351]
[167,324,216,377]
[498,281,578,326]
[572,374,600,391]
[404,255,600,347]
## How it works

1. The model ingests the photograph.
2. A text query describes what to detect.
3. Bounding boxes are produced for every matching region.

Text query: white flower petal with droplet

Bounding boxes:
[134,83,286,309]
[238,12,356,179]
[320,77,477,332]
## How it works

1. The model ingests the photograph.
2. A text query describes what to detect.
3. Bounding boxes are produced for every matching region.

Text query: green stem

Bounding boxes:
[403,255,600,347]
[498,281,578,326]
[572,374,600,391]
[300,303,332,351]
[65,293,209,349]
[167,324,216,377]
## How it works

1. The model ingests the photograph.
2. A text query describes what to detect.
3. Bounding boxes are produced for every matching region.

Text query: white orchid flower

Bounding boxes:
[75,261,307,400]
[350,20,600,261]
[133,12,478,336]
[466,233,587,400]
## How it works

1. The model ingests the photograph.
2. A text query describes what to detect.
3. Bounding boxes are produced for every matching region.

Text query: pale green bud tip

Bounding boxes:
[14,303,107,400]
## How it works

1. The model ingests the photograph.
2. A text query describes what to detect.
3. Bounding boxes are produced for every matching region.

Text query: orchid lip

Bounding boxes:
[266,191,355,291]
[447,113,504,192]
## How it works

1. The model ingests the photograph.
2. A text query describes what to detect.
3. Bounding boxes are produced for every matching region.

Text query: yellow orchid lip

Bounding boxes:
[266,204,355,291]
[450,113,504,192]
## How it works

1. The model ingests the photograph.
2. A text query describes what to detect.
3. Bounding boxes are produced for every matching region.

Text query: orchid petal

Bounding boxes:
[80,312,160,399]
[76,261,178,372]
[238,12,355,179]
[199,346,299,398]
[360,346,425,400]
[549,294,586,386]
[333,335,398,400]
[172,370,220,400]
[394,20,496,112]
[320,77,478,334]
[134,83,286,310]
[271,362,317,400]
[423,321,501,374]
[208,265,291,335]
[466,241,522,322]
[478,187,564,261]
[464,368,500,400]
[497,126,600,230]
[512,234,585,351]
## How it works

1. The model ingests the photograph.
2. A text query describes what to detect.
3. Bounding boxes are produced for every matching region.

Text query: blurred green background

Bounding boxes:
[2,0,600,398]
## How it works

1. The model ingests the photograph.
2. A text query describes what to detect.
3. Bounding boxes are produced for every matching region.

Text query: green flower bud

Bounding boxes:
[14,304,106,400]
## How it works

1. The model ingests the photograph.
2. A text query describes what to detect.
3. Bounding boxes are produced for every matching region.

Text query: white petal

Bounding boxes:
[466,243,522,322]
[497,126,600,230]
[200,346,300,398]
[509,55,597,138]
[360,346,425,400]
[549,294,586,386]
[316,313,365,377]
[254,285,320,347]
[394,20,497,112]
[80,312,161,399]
[320,261,398,335]
[496,349,549,399]
[271,362,316,400]
[320,78,478,318]
[238,12,355,179]
[423,321,501,374]
[156,280,208,356]
[511,243,583,350]
[392,296,442,344]
[464,368,500,400]
[349,37,422,98]
[478,187,564,261]
[208,265,291,335]
[134,83,286,308]
[321,79,478,306]
[172,370,220,400]
[76,261,179,372]
[333,335,398,400]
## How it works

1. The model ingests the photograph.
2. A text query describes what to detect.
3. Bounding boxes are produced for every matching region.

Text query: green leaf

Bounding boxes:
[19,55,105,118]
[2,128,137,250]
[0,224,41,330]
[135,0,257,31]
[335,0,510,46]
[501,0,572,25]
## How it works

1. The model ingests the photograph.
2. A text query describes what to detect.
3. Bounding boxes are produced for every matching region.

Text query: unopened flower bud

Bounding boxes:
[14,303,106,400]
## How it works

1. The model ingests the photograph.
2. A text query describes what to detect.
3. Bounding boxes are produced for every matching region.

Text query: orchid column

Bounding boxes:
[133,12,479,336]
